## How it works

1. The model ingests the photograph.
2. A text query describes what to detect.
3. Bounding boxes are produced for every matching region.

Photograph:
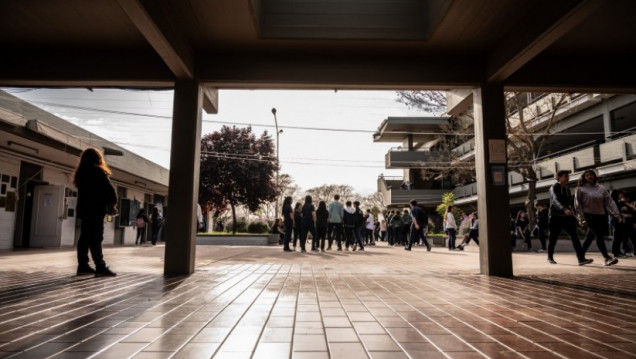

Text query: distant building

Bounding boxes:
[0,90,169,249]
[376,93,636,213]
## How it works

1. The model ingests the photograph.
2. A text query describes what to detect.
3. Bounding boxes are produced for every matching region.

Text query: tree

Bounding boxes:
[506,93,570,229]
[397,91,447,114]
[399,90,571,230]
[199,125,279,233]
[261,173,299,221]
[304,184,355,204]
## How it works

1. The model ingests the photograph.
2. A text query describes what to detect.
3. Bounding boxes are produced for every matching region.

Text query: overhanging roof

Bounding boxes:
[374,116,449,142]
[0,0,635,93]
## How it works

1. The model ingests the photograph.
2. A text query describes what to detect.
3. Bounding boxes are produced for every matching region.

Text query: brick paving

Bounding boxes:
[0,242,635,359]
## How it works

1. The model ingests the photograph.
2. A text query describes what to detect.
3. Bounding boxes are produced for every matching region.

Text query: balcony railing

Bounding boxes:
[385,148,451,169]
[451,133,636,200]
[377,176,448,208]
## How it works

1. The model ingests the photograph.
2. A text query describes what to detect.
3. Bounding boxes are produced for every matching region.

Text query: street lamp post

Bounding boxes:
[272,108,281,220]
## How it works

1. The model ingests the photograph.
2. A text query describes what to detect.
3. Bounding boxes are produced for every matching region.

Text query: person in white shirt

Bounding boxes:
[444,205,458,250]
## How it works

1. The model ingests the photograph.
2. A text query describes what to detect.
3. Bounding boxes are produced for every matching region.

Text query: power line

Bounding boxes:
[12,98,633,137]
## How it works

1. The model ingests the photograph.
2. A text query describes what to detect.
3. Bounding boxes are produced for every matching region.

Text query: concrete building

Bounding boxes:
[0,90,169,249]
[376,93,636,214]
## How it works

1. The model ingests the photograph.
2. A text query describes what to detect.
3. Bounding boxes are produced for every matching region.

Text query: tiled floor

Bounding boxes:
[0,242,635,359]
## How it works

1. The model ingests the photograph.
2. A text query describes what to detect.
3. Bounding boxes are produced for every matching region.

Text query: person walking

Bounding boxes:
[379,218,387,242]
[135,209,149,245]
[301,195,317,252]
[401,209,412,245]
[150,207,164,245]
[365,209,375,245]
[352,201,366,251]
[535,202,548,252]
[457,212,479,250]
[444,205,457,250]
[316,201,329,252]
[389,210,403,246]
[293,202,303,250]
[73,148,118,277]
[405,199,431,251]
[327,194,345,251]
[282,196,294,252]
[515,210,532,251]
[576,169,622,266]
[545,171,593,265]
[386,210,395,245]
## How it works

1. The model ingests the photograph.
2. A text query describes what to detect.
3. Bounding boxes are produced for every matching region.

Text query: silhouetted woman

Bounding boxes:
[315,201,329,252]
[73,148,118,277]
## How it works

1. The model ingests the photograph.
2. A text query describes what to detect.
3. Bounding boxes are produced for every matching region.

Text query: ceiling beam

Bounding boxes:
[199,53,483,89]
[487,0,606,83]
[201,87,219,114]
[115,0,194,80]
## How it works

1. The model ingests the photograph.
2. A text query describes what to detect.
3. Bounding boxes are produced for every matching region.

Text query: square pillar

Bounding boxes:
[164,80,202,275]
[473,83,513,277]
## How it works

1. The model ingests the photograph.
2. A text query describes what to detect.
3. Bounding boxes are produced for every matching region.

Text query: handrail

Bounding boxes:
[534,139,598,162]
[606,126,636,140]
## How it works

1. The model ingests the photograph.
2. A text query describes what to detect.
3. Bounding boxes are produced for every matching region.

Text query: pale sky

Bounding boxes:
[7,88,426,195]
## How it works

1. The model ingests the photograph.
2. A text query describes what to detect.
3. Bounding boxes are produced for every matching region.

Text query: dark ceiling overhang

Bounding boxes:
[1,0,635,94]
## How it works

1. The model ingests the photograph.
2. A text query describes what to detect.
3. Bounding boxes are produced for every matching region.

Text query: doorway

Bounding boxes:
[13,162,43,248]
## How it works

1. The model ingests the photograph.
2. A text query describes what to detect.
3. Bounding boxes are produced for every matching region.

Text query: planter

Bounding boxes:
[196,233,279,246]
[427,234,446,247]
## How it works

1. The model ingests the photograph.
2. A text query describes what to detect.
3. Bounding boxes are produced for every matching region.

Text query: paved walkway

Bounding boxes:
[0,242,635,359]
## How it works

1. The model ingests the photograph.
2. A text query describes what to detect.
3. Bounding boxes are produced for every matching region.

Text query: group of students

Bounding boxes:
[530,169,634,267]
[278,195,431,253]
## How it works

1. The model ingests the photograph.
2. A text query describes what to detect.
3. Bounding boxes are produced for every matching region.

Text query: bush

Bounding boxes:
[225,218,247,233]
[247,221,269,234]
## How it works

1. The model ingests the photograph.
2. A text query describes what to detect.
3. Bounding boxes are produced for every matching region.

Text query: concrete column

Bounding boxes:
[602,102,612,142]
[164,80,202,275]
[473,83,513,277]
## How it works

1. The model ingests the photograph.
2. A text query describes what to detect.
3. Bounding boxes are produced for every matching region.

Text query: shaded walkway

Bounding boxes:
[0,244,635,359]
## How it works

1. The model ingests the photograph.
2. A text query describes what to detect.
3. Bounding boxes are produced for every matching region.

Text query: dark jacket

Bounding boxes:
[76,167,117,219]
[316,207,329,229]
[549,182,574,217]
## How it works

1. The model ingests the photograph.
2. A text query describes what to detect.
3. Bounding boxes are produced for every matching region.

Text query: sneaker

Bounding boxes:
[547,258,557,264]
[625,252,635,257]
[95,267,117,277]
[426,245,431,252]
[359,247,365,251]
[337,248,342,251]
[615,254,629,259]
[77,266,96,276]
[578,258,593,266]
[404,247,411,251]
[301,249,307,253]
[604,257,618,266]
[312,248,319,252]
[283,248,293,252]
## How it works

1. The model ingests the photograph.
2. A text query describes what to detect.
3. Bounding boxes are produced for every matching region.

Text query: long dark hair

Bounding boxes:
[317,201,327,213]
[73,148,111,186]
[577,169,598,187]
[283,196,292,206]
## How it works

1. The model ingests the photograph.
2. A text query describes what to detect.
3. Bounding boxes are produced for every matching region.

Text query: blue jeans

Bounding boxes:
[447,228,456,249]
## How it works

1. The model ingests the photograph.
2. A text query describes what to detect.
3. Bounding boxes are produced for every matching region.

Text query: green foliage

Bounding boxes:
[199,126,279,213]
[436,192,457,216]
[247,221,270,234]
[436,192,464,227]
[225,218,247,233]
